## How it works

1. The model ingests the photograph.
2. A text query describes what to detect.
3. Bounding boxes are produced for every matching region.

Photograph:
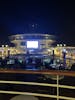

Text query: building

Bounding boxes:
[0,33,75,63]
[0,45,20,58]
[9,33,56,54]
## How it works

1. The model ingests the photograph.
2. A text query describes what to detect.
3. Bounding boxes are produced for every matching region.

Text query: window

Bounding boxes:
[21,42,26,46]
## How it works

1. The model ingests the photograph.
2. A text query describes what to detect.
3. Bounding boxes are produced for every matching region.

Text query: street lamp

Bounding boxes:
[52,48,55,62]
[62,49,67,68]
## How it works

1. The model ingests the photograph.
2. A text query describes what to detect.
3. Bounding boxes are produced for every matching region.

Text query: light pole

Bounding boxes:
[52,48,55,64]
[62,49,67,69]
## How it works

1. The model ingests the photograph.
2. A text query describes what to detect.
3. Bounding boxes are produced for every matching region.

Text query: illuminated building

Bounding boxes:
[9,33,56,54]
[0,45,20,58]
[0,33,75,63]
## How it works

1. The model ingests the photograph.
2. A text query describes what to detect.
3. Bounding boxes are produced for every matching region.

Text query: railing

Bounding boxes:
[0,69,75,100]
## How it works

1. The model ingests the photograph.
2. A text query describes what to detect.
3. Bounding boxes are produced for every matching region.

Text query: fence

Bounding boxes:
[0,69,75,100]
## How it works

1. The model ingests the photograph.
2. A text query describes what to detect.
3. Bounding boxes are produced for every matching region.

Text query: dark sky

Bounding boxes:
[0,0,75,45]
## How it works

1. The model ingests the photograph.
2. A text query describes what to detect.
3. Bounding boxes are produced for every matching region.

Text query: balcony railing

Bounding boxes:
[0,69,75,100]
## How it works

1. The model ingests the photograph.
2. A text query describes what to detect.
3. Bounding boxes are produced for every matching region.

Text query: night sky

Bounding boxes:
[0,0,75,45]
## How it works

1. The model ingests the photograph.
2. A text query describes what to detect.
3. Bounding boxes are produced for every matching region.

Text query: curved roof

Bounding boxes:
[9,33,56,41]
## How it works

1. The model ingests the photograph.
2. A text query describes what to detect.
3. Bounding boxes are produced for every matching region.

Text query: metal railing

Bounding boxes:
[0,69,75,100]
